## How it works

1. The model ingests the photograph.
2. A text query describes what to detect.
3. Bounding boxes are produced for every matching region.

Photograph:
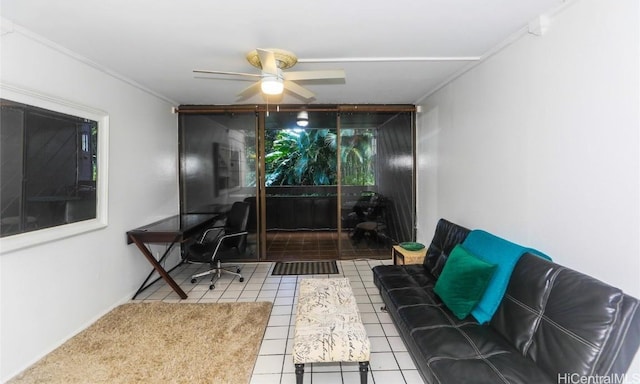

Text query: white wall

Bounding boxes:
[416,0,640,373]
[0,25,179,381]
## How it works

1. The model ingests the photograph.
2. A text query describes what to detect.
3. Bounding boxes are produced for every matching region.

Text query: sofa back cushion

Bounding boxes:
[424,218,470,277]
[491,253,631,376]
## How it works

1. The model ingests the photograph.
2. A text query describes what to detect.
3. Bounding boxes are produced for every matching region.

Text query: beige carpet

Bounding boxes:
[10,301,273,384]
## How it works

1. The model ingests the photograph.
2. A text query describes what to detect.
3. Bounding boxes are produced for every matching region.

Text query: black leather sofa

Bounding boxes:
[372,218,640,383]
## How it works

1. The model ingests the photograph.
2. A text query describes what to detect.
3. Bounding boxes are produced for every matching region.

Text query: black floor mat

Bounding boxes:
[272,261,339,275]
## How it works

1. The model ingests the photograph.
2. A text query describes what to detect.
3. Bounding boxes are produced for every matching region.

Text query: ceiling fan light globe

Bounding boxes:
[261,77,284,95]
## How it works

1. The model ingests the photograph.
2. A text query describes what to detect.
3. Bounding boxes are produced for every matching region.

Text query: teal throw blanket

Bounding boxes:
[462,230,550,324]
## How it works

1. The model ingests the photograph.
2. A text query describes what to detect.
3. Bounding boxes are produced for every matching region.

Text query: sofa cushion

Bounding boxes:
[491,253,631,376]
[427,351,554,383]
[373,263,555,383]
[423,218,471,277]
[406,308,555,383]
[434,245,496,319]
[462,230,550,324]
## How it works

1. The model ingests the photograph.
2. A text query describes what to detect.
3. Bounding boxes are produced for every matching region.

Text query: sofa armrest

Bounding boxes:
[596,294,640,374]
[491,253,640,377]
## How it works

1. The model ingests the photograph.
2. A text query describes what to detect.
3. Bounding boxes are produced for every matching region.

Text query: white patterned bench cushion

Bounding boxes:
[293,278,371,363]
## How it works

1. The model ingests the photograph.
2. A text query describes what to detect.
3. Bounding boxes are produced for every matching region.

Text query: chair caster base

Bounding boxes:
[209,284,215,290]
[191,278,197,284]
[239,277,244,282]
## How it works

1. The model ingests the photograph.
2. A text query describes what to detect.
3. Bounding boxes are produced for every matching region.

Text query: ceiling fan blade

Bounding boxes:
[284,80,315,100]
[257,48,278,75]
[193,69,262,78]
[236,81,261,100]
[283,69,346,81]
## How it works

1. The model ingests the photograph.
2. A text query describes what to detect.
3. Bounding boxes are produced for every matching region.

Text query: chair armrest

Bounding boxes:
[217,231,249,241]
[211,231,249,256]
[197,226,226,242]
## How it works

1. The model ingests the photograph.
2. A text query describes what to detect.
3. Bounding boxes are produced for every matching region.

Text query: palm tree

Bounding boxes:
[265,129,337,186]
[264,128,375,187]
[340,128,375,186]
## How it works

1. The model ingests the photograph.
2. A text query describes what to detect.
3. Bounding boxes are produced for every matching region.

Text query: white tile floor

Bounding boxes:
[133,259,425,384]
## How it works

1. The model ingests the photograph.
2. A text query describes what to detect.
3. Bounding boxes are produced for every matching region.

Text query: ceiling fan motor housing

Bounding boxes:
[246,48,298,70]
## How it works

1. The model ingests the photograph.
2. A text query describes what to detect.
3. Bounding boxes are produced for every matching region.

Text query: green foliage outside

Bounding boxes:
[340,128,375,186]
[263,128,375,186]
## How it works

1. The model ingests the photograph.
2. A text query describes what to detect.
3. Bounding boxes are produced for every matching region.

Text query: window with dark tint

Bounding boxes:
[0,99,98,237]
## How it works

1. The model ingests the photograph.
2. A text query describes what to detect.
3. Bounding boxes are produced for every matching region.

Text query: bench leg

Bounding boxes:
[359,361,369,384]
[295,363,305,384]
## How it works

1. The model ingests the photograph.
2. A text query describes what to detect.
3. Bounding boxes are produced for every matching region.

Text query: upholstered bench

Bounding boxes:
[293,278,370,384]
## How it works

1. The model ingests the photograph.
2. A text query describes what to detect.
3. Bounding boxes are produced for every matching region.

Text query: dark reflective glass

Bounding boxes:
[0,99,98,237]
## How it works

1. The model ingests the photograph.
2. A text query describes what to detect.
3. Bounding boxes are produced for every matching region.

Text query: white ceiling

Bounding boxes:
[1,0,564,106]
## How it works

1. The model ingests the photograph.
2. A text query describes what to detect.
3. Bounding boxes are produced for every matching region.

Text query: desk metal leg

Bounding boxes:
[133,238,178,299]
[130,235,188,299]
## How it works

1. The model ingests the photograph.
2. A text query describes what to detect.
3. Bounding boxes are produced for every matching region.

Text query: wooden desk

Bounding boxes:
[127,213,219,299]
[392,245,427,265]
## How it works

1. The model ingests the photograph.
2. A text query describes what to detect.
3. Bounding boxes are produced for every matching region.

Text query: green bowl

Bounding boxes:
[399,242,425,251]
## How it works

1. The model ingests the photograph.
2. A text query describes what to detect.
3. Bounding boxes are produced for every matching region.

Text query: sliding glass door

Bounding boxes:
[179,112,259,260]
[263,111,338,260]
[339,111,414,259]
[178,106,415,262]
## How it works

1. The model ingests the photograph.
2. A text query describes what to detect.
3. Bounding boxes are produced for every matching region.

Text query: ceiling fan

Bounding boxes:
[193,48,346,101]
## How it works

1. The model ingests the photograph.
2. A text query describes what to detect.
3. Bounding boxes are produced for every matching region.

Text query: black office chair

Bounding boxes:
[350,194,388,244]
[185,201,249,290]
[342,191,377,231]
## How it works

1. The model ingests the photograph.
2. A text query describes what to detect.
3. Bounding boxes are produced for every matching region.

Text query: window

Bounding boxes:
[0,85,108,253]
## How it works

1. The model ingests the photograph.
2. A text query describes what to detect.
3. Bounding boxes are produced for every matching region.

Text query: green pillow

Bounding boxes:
[434,245,497,320]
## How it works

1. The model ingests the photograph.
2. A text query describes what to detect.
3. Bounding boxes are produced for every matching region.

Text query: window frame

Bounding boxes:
[0,83,109,254]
